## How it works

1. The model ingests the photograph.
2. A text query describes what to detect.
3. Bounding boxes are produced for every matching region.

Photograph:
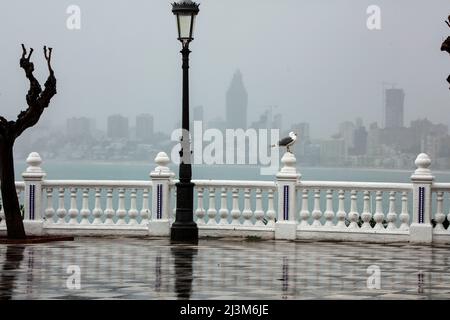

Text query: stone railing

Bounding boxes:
[0,151,449,244]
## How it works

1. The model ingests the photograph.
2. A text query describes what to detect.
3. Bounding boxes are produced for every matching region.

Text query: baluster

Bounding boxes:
[373,191,385,229]
[242,188,253,226]
[336,190,346,228]
[299,189,310,227]
[116,188,127,225]
[207,188,217,225]
[348,190,359,229]
[386,191,398,230]
[311,189,322,227]
[361,191,372,229]
[218,188,229,225]
[68,188,79,225]
[266,189,276,226]
[195,187,206,224]
[230,188,241,225]
[323,190,334,227]
[254,188,264,226]
[128,188,139,225]
[399,191,410,230]
[56,187,67,224]
[79,188,91,225]
[104,188,115,224]
[140,188,150,224]
[92,188,103,225]
[43,187,55,224]
[434,191,445,231]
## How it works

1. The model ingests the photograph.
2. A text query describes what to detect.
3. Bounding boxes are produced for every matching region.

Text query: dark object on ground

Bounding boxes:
[0,236,73,244]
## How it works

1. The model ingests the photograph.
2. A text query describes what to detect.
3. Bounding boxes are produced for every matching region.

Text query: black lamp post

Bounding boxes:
[170,0,200,243]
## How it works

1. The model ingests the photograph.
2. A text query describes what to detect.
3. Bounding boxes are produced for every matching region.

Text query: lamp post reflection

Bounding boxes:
[171,245,197,299]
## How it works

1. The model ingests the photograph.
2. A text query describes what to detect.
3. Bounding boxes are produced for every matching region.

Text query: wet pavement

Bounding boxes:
[0,237,450,300]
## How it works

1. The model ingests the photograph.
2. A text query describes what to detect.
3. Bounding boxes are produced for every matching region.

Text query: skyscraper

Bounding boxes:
[107,114,129,139]
[385,88,405,128]
[136,114,154,142]
[226,70,248,129]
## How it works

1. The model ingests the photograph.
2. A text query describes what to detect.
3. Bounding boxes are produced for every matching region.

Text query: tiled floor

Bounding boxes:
[1,237,450,300]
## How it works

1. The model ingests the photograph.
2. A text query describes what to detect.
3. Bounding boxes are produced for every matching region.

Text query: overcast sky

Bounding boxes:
[0,0,449,139]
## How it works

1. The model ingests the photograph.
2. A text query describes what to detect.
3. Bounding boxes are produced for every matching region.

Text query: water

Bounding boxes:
[13,160,450,182]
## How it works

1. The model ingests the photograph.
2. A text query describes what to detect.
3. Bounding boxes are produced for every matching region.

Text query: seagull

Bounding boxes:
[272,131,298,153]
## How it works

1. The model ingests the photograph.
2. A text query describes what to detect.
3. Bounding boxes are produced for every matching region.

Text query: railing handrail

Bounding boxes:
[431,183,450,192]
[42,180,152,189]
[171,179,277,189]
[297,180,412,192]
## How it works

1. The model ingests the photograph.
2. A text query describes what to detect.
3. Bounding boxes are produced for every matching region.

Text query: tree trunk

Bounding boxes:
[0,139,26,239]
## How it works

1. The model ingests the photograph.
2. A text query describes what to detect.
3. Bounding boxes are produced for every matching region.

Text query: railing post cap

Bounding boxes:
[411,153,433,181]
[151,151,175,179]
[276,152,300,180]
[22,152,46,179]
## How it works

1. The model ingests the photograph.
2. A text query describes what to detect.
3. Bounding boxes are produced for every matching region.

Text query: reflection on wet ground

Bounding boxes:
[1,237,450,299]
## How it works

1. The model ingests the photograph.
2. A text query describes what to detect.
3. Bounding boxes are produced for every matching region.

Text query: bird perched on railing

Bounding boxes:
[271,131,298,153]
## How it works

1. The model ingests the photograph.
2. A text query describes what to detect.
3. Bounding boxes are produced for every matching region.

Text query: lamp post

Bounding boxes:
[170,0,200,243]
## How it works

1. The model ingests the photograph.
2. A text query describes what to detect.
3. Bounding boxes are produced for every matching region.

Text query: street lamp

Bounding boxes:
[170,0,200,243]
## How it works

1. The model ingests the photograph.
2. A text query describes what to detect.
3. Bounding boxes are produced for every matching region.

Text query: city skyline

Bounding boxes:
[0,0,448,140]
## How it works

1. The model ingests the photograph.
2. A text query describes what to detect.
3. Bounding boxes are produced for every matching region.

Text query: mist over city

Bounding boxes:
[1,0,449,170]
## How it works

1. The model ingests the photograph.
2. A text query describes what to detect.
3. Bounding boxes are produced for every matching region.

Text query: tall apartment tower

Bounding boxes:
[385,88,405,128]
[226,70,248,129]
[136,114,154,142]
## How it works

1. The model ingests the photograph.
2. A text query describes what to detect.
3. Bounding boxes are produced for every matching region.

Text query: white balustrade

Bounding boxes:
[207,188,217,225]
[92,188,103,225]
[140,189,150,224]
[336,190,346,228]
[348,190,359,229]
[299,189,310,227]
[68,188,79,225]
[218,188,229,225]
[311,189,322,227]
[360,191,372,229]
[80,188,91,225]
[242,188,253,226]
[266,189,276,226]
[386,191,397,230]
[5,151,448,244]
[104,188,115,225]
[230,188,241,225]
[373,191,385,230]
[128,189,139,225]
[323,190,334,227]
[399,191,409,230]
[195,187,206,225]
[254,188,264,226]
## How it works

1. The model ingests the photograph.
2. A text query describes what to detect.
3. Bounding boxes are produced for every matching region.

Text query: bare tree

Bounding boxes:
[442,15,450,89]
[0,45,56,239]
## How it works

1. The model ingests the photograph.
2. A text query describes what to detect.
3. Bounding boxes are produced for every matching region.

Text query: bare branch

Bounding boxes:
[446,16,450,28]
[13,44,56,138]
[43,46,53,74]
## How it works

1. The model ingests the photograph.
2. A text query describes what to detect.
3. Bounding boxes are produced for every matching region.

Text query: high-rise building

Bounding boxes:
[226,70,248,129]
[66,117,92,139]
[135,114,154,142]
[385,88,405,128]
[107,114,129,139]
